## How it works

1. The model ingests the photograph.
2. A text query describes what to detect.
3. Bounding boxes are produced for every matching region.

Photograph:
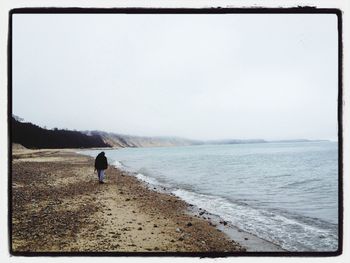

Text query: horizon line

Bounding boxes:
[12,115,336,143]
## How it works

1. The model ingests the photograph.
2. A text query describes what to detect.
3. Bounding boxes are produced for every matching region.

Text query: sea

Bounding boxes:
[81,141,339,252]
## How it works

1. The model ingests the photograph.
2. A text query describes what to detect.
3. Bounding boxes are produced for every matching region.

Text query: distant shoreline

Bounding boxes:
[12,115,333,150]
[77,139,334,151]
[14,139,334,152]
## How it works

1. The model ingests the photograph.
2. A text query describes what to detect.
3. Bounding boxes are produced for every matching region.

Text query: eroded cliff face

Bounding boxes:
[93,131,198,148]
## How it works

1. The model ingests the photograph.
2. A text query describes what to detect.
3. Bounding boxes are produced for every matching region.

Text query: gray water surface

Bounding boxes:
[82,141,338,252]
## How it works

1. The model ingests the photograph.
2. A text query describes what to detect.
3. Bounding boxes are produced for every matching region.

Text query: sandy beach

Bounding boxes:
[11,147,246,253]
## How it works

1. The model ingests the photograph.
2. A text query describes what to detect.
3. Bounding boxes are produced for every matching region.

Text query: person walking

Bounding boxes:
[94,152,108,184]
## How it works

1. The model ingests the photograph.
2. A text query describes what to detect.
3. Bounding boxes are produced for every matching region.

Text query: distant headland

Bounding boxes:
[11,116,329,149]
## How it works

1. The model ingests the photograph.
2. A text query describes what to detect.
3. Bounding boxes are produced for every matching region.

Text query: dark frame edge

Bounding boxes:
[8,6,343,14]
[6,251,345,257]
[336,8,343,257]
[8,9,13,256]
[7,6,344,257]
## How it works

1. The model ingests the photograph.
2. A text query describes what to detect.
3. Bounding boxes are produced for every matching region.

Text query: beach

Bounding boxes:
[11,148,246,253]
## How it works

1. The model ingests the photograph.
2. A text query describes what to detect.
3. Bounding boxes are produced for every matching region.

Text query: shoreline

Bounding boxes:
[92,150,285,252]
[12,148,246,253]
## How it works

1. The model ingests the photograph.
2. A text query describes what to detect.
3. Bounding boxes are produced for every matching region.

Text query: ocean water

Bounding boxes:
[82,141,339,252]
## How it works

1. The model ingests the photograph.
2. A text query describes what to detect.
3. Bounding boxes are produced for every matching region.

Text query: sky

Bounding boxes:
[13,13,338,141]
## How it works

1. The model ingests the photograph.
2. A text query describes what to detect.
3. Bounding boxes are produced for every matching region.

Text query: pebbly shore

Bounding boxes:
[11,148,245,253]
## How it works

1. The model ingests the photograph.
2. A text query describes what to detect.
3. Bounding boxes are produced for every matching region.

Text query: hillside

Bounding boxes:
[11,116,320,150]
[12,117,110,149]
[85,130,199,148]
[11,117,198,149]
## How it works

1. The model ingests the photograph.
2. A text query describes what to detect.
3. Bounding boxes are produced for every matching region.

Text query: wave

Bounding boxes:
[113,160,127,171]
[135,173,162,186]
[279,178,322,189]
[172,189,338,252]
[265,173,292,178]
[112,160,170,191]
[109,158,338,252]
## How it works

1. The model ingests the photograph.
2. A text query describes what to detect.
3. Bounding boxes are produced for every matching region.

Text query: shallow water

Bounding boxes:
[82,141,339,252]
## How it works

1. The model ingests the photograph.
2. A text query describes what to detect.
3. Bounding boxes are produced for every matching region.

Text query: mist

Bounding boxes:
[13,13,338,141]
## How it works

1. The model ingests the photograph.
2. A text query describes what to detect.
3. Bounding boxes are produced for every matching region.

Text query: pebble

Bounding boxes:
[220,220,228,226]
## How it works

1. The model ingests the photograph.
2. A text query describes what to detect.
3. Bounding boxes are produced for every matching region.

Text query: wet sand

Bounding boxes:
[11,148,246,253]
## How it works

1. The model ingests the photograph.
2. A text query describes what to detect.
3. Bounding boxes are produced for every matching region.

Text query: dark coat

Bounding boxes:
[95,152,108,170]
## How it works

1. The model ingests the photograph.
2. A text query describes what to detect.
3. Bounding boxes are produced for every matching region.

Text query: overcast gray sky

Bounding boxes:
[13,13,338,141]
